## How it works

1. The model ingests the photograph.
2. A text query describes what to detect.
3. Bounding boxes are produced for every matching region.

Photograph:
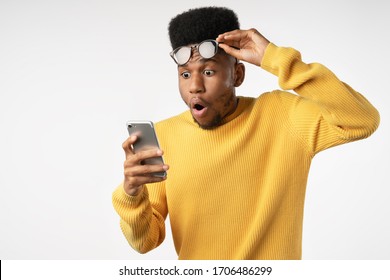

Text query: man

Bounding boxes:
[112,7,379,259]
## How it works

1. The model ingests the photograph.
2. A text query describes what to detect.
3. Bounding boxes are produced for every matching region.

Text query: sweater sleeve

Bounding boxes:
[261,43,380,155]
[112,182,167,253]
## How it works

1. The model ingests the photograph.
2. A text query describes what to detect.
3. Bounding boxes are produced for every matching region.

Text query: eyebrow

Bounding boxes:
[178,57,220,68]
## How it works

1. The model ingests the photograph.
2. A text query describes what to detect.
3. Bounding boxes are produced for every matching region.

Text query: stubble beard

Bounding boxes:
[192,113,223,130]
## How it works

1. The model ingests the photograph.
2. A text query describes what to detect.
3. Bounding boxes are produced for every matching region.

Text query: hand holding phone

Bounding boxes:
[122,121,168,196]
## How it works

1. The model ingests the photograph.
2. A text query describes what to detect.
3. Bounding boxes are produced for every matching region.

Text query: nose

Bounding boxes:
[189,73,205,94]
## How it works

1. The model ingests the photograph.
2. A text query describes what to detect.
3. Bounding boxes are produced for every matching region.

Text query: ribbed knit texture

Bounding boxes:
[112,43,380,259]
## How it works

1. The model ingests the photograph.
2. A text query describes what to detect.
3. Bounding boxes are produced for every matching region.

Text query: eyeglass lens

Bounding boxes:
[172,40,218,65]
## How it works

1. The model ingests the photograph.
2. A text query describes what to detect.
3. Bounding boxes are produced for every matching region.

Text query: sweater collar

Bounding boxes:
[220,96,250,125]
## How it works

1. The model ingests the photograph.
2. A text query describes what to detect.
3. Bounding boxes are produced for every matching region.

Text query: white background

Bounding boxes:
[0,0,389,260]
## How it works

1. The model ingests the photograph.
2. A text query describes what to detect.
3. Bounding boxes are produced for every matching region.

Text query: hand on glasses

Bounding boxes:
[216,28,270,67]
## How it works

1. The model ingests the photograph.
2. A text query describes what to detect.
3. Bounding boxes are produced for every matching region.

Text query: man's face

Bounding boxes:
[177,49,242,130]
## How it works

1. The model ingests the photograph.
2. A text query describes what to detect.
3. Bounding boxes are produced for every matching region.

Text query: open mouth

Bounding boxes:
[193,103,205,111]
[190,99,208,118]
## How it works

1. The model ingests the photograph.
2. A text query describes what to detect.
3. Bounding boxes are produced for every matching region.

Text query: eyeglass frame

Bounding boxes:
[169,39,219,66]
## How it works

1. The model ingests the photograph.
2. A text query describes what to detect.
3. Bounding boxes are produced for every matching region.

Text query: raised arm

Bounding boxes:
[217,28,380,154]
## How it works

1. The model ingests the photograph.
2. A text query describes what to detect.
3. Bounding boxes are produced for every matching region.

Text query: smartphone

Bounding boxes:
[126,120,166,178]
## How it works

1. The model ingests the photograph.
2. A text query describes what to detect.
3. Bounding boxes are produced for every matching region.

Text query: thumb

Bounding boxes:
[219,43,242,60]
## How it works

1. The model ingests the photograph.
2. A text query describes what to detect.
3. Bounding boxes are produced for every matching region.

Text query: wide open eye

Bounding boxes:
[181,71,191,79]
[203,70,215,76]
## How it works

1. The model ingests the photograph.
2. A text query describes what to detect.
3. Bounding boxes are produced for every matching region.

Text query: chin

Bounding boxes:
[193,115,222,130]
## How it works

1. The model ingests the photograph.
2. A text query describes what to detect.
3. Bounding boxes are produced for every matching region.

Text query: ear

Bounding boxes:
[234,62,245,87]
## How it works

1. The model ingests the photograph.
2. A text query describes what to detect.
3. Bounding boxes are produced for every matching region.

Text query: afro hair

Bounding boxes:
[168,7,240,50]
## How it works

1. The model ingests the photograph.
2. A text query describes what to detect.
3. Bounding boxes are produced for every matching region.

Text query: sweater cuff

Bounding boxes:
[260,42,279,72]
[261,42,300,78]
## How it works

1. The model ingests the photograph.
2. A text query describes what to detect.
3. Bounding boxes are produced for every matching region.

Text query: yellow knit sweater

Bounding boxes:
[112,43,379,259]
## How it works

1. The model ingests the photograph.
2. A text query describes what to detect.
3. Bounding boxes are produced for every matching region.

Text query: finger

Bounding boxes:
[216,29,243,40]
[126,172,168,185]
[122,135,137,155]
[216,30,246,46]
[124,149,164,169]
[124,176,167,195]
[217,36,241,49]
[218,43,243,60]
[129,175,167,187]
[130,148,163,164]
[124,163,169,177]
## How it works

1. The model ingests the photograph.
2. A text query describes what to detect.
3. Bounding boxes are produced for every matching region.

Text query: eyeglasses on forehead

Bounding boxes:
[169,39,219,66]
